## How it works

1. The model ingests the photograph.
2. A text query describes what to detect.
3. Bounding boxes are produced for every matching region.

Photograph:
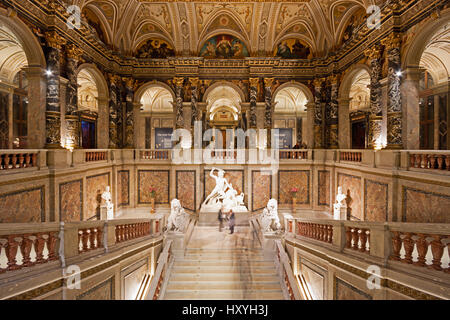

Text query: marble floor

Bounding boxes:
[163,225,285,300]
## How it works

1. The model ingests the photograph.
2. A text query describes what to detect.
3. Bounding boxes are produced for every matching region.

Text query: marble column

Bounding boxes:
[264,78,274,147]
[23,67,46,149]
[249,78,259,128]
[401,66,421,150]
[329,75,340,149]
[365,46,383,149]
[174,77,184,129]
[44,31,66,148]
[337,98,351,149]
[108,74,120,149]
[123,77,137,148]
[189,77,199,127]
[97,97,109,149]
[313,78,325,149]
[305,102,315,149]
[64,44,83,149]
[382,33,403,149]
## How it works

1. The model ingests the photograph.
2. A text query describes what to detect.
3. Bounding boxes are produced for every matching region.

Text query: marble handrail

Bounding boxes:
[146,239,173,300]
[274,240,302,300]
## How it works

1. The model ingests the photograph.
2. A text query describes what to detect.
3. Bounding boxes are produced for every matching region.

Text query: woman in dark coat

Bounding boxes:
[228,210,236,234]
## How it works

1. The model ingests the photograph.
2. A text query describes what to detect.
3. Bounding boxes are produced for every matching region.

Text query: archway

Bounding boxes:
[0,9,46,149]
[135,83,174,149]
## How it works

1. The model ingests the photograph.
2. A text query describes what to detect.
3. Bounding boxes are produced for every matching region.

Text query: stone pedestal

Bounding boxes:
[198,211,250,226]
[333,206,347,220]
[100,205,114,220]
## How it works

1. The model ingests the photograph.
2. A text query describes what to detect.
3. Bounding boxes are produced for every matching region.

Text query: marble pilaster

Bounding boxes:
[123,77,137,148]
[313,79,325,149]
[328,75,340,149]
[249,78,259,128]
[306,102,315,149]
[401,67,421,150]
[108,74,120,149]
[365,46,383,149]
[337,98,350,149]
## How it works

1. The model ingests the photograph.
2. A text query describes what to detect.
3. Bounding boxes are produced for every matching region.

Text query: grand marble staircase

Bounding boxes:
[162,226,285,300]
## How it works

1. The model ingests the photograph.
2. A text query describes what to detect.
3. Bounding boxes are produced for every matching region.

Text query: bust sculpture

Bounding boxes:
[167,199,189,232]
[333,186,347,220]
[260,199,281,233]
[200,168,248,213]
[101,186,114,220]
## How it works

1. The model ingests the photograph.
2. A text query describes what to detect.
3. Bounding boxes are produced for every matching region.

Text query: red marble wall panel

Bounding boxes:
[278,170,310,205]
[138,170,169,204]
[0,187,44,223]
[403,187,450,223]
[365,180,388,222]
[335,278,372,300]
[337,173,362,220]
[86,173,110,220]
[252,171,272,211]
[318,171,330,206]
[60,180,82,222]
[204,170,244,204]
[176,171,196,211]
[76,278,114,300]
[118,170,130,206]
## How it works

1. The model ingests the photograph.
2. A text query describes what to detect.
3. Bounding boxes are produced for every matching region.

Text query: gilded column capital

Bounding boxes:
[123,77,138,90]
[66,44,83,61]
[108,73,120,85]
[381,33,402,51]
[173,77,185,87]
[328,74,340,85]
[189,77,199,87]
[45,31,66,50]
[249,78,259,88]
[264,78,274,89]
[313,78,323,88]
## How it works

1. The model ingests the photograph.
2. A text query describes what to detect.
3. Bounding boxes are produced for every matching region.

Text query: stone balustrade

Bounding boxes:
[407,151,450,171]
[0,150,40,171]
[0,223,60,273]
[211,149,237,160]
[291,218,450,273]
[85,150,107,162]
[146,240,173,300]
[279,149,308,160]
[274,240,302,300]
[140,150,170,160]
[78,224,103,253]
[115,222,151,243]
[339,150,362,162]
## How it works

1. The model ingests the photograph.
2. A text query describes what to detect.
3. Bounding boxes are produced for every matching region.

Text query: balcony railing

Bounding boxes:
[140,150,170,160]
[279,150,308,160]
[0,150,40,171]
[408,151,450,171]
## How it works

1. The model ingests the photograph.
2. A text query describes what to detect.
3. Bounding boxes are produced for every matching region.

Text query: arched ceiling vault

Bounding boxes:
[76,0,376,57]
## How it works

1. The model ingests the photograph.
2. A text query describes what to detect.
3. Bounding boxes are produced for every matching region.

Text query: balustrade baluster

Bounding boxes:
[351,228,359,250]
[410,155,415,168]
[420,154,427,168]
[35,233,47,263]
[115,225,120,242]
[403,233,414,264]
[0,239,6,273]
[359,229,367,252]
[47,232,58,260]
[11,154,17,169]
[20,234,34,266]
[414,234,428,267]
[81,230,89,252]
[437,156,444,170]
[6,235,19,270]
[89,229,97,249]
[345,228,352,249]
[430,235,444,271]
[390,231,402,261]
[446,156,450,171]
[96,228,103,248]
[429,155,436,169]
[4,154,9,169]
[25,154,31,167]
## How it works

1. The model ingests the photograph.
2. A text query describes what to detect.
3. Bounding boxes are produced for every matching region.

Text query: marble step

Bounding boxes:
[168,273,280,282]
[182,253,267,259]
[173,260,275,267]
[163,289,285,300]
[166,280,282,290]
[171,265,277,274]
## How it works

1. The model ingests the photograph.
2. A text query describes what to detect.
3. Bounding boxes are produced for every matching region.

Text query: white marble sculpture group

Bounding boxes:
[333,186,347,220]
[101,186,114,220]
[167,199,189,232]
[200,168,248,213]
[260,199,281,233]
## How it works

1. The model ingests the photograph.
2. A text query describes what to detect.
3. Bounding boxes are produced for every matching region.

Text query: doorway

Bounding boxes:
[351,121,366,149]
[81,120,96,149]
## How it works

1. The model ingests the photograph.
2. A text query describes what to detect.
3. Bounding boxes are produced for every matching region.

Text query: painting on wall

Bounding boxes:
[274,39,312,59]
[136,39,175,59]
[199,35,249,59]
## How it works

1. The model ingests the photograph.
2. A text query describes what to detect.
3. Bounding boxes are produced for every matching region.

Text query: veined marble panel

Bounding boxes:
[60,179,82,222]
[278,170,310,205]
[301,264,324,300]
[402,187,450,223]
[76,277,114,300]
[204,170,244,204]
[138,170,169,204]
[318,171,330,206]
[335,278,372,300]
[176,170,196,211]
[0,187,44,223]
[118,170,130,206]
[365,180,388,222]
[337,173,362,221]
[86,173,110,220]
[252,170,272,211]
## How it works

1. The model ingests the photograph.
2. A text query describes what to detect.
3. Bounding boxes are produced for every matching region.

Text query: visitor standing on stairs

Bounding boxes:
[228,210,235,234]
[218,206,224,232]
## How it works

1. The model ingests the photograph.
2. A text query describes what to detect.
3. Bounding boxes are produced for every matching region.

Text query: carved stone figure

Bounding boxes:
[167,199,189,232]
[200,168,248,213]
[333,186,347,220]
[260,199,281,233]
[101,186,114,220]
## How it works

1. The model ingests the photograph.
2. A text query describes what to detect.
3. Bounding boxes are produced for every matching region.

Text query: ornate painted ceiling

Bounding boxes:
[74,0,380,58]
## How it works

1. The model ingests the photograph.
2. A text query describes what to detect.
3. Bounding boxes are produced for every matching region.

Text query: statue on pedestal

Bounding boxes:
[333,186,348,220]
[200,168,248,213]
[167,199,189,232]
[260,199,281,233]
[101,186,114,220]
